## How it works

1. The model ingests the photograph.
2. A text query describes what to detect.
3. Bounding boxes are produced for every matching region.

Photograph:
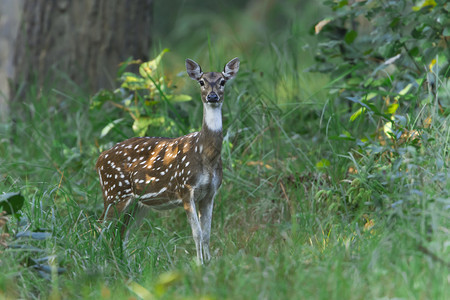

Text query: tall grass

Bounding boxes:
[1,1,448,299]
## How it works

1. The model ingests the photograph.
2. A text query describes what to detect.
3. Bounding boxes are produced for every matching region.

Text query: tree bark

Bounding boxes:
[0,0,23,121]
[13,0,153,92]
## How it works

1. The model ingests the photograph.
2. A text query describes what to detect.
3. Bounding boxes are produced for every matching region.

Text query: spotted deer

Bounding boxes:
[96,57,240,264]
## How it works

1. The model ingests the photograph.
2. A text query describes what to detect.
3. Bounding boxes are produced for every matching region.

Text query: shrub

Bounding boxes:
[311,0,449,211]
[91,49,192,143]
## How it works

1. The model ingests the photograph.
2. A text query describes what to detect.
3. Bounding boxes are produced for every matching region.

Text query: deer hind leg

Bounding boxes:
[198,194,215,262]
[98,161,134,222]
[122,200,151,246]
[183,189,203,264]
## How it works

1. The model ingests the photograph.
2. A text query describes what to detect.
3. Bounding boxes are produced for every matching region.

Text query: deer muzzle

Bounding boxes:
[206,92,219,103]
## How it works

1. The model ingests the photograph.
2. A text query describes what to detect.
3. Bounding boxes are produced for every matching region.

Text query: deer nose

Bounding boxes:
[207,92,219,102]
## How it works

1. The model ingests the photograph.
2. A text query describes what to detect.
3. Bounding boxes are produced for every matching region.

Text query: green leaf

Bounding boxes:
[126,281,154,300]
[90,89,117,110]
[350,107,365,122]
[121,72,142,81]
[385,103,399,114]
[0,192,25,215]
[389,17,400,29]
[399,83,413,96]
[100,119,124,138]
[443,27,450,37]
[121,72,147,90]
[337,0,348,9]
[365,93,378,101]
[363,77,374,87]
[344,30,357,44]
[139,48,170,80]
[412,0,436,11]
[132,116,165,136]
[346,77,362,86]
[316,159,331,169]
[409,47,420,57]
[383,118,394,137]
[166,94,192,102]
[155,271,182,297]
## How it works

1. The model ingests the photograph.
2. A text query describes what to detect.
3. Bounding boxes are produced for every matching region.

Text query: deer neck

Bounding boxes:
[199,103,223,165]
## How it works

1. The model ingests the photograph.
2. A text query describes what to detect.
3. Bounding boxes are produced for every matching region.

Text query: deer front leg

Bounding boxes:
[199,194,215,262]
[183,192,203,264]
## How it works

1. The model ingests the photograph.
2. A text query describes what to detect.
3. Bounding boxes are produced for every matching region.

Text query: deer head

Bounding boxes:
[185,57,240,106]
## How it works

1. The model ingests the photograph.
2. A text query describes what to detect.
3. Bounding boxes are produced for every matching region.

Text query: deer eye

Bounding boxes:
[220,80,226,86]
[199,80,205,87]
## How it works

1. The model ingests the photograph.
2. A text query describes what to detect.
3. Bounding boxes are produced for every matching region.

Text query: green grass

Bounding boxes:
[1,1,449,299]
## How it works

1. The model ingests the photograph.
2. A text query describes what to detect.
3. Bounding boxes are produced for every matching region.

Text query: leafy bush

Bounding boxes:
[311,0,449,211]
[91,49,192,140]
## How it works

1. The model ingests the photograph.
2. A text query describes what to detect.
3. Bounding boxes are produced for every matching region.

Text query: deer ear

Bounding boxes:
[222,57,240,80]
[185,59,203,80]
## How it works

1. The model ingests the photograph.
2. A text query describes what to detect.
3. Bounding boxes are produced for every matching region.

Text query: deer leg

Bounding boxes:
[183,191,203,264]
[122,200,150,246]
[199,194,215,262]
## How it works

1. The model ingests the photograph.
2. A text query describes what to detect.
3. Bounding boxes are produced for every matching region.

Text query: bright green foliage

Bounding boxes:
[313,0,449,125]
[91,49,192,138]
[312,0,450,211]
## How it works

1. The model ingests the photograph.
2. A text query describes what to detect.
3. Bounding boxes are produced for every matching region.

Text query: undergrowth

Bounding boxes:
[0,1,448,299]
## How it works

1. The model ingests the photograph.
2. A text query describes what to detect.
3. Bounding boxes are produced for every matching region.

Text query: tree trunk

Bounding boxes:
[0,0,23,121]
[13,0,153,93]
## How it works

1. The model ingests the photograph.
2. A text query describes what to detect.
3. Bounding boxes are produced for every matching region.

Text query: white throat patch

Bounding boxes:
[204,103,222,131]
